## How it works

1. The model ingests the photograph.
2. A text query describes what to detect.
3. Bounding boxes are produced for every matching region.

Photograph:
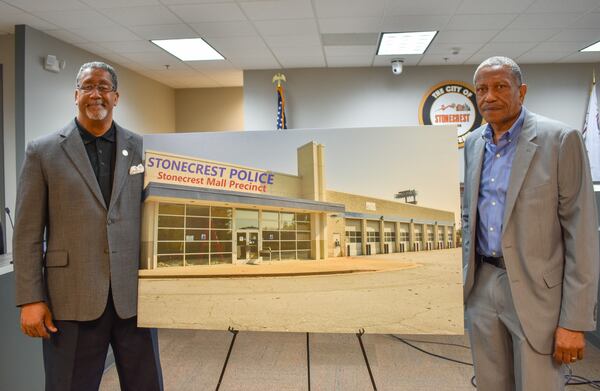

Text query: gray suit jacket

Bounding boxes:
[13,119,144,321]
[463,110,599,354]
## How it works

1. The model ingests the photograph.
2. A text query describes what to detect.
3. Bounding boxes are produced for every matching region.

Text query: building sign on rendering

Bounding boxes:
[418,80,483,148]
[144,150,275,194]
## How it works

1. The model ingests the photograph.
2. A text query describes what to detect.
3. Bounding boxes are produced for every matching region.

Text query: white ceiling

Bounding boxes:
[1,0,600,88]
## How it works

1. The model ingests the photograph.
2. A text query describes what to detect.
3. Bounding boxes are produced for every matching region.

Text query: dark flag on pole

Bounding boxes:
[273,73,287,130]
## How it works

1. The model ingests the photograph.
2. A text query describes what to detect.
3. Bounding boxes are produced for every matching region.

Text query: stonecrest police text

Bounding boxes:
[147,156,275,185]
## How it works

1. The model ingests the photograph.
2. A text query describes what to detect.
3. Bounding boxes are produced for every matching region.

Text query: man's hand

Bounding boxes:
[20,302,58,339]
[553,326,585,364]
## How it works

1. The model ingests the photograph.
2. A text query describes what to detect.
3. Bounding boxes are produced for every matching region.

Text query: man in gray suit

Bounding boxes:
[13,62,162,390]
[463,56,599,390]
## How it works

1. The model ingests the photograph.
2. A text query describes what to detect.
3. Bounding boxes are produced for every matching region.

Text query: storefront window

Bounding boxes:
[236,209,259,230]
[156,202,233,267]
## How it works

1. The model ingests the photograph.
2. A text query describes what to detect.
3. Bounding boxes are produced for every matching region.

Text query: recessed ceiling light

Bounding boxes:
[581,40,600,52]
[377,31,437,55]
[151,38,224,61]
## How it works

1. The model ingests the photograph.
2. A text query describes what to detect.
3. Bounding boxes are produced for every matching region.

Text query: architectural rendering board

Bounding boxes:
[138,126,463,334]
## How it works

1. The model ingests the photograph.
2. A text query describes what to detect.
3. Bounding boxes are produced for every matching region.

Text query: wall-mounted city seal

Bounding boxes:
[419,80,484,148]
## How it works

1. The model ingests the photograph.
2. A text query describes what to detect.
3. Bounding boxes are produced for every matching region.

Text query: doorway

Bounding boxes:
[236,231,259,261]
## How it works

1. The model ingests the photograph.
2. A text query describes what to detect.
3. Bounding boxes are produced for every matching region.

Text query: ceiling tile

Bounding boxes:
[418,52,473,65]
[99,40,163,53]
[314,0,388,18]
[190,21,257,38]
[229,55,281,69]
[74,42,113,54]
[435,30,499,44]
[477,42,537,55]
[44,29,89,44]
[447,14,517,30]
[324,45,376,56]
[516,52,568,63]
[0,2,23,15]
[318,17,382,34]
[508,13,582,29]
[326,55,373,67]
[426,42,484,55]
[531,42,584,53]
[0,12,57,31]
[372,54,421,66]
[558,51,600,63]
[129,24,198,40]
[278,55,326,68]
[548,29,600,43]
[456,0,534,14]
[101,5,181,26]
[240,0,314,20]
[386,0,462,15]
[168,3,246,23]
[186,60,237,71]
[82,0,160,8]
[574,13,600,29]
[68,26,140,42]
[263,34,321,48]
[382,14,450,31]
[254,19,318,37]
[272,46,323,57]
[492,28,559,42]
[4,0,87,12]
[205,36,272,58]
[33,9,117,29]
[526,0,599,13]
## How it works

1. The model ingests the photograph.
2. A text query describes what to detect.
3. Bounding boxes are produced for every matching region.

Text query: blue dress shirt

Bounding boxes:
[476,108,526,257]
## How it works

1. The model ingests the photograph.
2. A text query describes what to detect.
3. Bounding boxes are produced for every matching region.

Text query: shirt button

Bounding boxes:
[492,251,496,256]
[496,153,500,158]
[492,201,496,206]
[489,227,494,232]
[491,178,495,183]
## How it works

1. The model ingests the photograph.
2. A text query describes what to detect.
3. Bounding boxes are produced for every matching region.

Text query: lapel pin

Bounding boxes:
[122,149,129,157]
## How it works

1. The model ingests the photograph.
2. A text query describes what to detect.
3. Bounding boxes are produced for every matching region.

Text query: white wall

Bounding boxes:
[244,64,599,132]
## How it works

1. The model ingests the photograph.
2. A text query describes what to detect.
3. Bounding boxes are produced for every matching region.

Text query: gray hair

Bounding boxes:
[76,61,118,90]
[473,56,523,86]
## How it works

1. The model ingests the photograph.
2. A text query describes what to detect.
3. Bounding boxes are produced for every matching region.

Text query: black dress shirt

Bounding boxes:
[76,119,116,207]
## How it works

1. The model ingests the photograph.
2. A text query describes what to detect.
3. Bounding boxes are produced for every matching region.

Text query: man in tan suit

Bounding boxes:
[463,56,599,390]
[13,62,162,390]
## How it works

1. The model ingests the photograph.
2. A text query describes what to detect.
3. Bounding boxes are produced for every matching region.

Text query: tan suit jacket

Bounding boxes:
[463,110,599,354]
[13,119,144,321]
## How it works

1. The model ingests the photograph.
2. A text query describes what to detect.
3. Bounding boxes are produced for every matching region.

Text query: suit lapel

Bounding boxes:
[502,113,538,232]
[59,121,107,209]
[110,124,134,211]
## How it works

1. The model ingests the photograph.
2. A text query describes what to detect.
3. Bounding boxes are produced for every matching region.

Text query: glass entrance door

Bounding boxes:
[236,231,259,261]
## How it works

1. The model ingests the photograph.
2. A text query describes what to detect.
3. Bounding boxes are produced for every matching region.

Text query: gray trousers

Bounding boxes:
[466,262,565,391]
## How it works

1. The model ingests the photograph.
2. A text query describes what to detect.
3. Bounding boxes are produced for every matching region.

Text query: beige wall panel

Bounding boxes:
[175,87,243,132]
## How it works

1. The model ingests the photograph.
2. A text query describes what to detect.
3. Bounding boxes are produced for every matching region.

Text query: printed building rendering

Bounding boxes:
[140,141,455,270]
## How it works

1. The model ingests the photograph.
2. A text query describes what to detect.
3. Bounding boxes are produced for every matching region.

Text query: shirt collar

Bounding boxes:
[75,118,116,144]
[482,107,527,145]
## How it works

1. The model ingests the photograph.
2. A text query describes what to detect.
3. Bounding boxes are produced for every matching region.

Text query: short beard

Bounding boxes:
[85,105,108,121]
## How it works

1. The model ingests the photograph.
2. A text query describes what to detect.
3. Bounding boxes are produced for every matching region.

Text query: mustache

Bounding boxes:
[87,99,105,106]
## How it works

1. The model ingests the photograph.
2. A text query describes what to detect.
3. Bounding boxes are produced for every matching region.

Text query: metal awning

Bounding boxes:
[144,182,346,213]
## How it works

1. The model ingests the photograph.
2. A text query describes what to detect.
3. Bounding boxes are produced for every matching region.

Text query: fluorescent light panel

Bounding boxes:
[581,40,600,52]
[151,38,224,61]
[377,31,437,55]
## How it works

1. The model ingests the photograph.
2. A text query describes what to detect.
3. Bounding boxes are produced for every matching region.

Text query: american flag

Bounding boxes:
[276,84,287,130]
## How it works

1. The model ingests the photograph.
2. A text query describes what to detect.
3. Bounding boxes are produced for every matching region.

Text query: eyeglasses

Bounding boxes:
[77,84,116,93]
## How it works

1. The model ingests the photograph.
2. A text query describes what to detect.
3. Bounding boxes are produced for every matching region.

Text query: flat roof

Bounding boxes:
[144,182,346,213]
